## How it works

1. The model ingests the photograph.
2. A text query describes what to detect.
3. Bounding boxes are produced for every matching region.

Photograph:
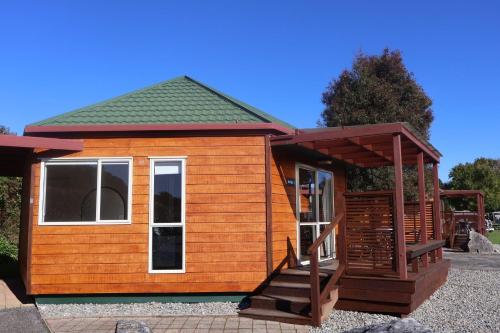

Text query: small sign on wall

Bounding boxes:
[286,178,295,186]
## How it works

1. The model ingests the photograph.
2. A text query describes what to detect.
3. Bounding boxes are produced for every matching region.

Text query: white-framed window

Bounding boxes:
[38,158,133,225]
[148,157,186,273]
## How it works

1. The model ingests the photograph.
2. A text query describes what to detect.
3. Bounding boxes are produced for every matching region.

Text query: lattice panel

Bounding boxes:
[404,201,435,243]
[345,193,397,276]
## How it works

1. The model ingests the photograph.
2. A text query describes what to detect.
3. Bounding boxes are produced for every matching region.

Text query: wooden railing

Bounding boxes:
[307,213,344,327]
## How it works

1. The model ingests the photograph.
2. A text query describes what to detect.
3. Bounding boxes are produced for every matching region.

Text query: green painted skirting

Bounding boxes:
[35,293,248,304]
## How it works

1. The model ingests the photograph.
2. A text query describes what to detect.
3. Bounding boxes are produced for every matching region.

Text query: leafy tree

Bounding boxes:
[444,158,500,212]
[0,125,22,247]
[321,48,433,138]
[320,49,434,197]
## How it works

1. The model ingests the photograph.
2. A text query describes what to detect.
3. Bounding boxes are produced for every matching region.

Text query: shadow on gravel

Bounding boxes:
[0,307,49,333]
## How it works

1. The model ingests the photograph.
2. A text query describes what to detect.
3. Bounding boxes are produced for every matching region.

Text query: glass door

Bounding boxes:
[296,165,335,264]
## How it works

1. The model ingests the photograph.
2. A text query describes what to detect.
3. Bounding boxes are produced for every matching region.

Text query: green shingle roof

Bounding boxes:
[30,76,295,129]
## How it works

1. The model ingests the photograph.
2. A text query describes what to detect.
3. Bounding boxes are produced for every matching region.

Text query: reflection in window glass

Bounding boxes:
[299,168,316,222]
[154,161,182,223]
[44,164,97,222]
[152,227,183,270]
[319,224,334,260]
[100,163,129,220]
[318,171,333,222]
[299,225,316,262]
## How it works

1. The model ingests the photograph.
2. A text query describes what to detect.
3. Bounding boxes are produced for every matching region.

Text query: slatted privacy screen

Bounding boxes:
[345,192,397,276]
[404,201,435,243]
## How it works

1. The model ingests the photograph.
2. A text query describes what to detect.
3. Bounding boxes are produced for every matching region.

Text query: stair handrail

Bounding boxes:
[307,213,344,327]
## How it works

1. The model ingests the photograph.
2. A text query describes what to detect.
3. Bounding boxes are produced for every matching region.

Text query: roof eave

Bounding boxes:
[24,122,294,136]
[270,122,441,164]
[0,134,83,151]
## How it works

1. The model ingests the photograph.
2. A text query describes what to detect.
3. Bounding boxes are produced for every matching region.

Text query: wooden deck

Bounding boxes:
[336,258,450,315]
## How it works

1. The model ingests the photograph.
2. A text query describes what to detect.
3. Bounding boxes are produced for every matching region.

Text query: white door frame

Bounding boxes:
[295,163,335,265]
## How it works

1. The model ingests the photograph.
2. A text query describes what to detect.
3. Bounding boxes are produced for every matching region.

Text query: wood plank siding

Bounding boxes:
[29,136,268,294]
[270,150,346,269]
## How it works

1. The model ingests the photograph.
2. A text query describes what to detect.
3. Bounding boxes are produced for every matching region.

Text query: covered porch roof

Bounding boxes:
[0,135,83,177]
[270,122,441,167]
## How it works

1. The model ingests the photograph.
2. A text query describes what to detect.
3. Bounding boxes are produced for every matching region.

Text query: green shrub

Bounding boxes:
[0,235,17,259]
[0,235,18,277]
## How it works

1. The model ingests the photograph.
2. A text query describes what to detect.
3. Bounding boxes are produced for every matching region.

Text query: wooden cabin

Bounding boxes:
[0,76,450,326]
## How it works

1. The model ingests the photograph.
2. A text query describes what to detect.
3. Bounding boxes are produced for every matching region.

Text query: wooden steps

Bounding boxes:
[238,266,338,326]
[453,234,469,251]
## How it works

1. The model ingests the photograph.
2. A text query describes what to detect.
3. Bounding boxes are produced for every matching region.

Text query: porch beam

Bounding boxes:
[356,134,394,145]
[400,127,441,162]
[393,134,408,279]
[417,152,429,268]
[314,139,352,149]
[271,123,404,146]
[347,137,393,163]
[432,163,443,259]
[326,145,365,154]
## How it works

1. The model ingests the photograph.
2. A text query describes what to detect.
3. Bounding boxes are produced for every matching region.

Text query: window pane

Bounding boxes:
[100,163,129,220]
[152,227,183,270]
[154,161,182,223]
[299,225,316,262]
[319,224,334,260]
[318,171,333,222]
[298,168,316,222]
[44,164,97,222]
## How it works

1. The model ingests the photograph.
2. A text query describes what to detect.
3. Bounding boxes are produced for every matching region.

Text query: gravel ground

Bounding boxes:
[37,253,500,333]
[315,265,500,333]
[412,268,500,333]
[38,301,238,319]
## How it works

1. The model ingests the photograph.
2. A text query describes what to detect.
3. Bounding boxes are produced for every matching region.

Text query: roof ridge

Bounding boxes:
[183,76,271,123]
[184,76,296,129]
[28,76,187,126]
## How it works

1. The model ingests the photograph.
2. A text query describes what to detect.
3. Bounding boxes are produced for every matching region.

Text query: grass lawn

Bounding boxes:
[487,230,500,245]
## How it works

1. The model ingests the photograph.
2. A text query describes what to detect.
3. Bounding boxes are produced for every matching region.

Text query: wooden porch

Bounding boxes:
[440,190,486,250]
[240,123,449,327]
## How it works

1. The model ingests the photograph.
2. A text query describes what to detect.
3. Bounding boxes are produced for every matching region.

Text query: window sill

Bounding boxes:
[148,269,185,274]
[38,221,132,226]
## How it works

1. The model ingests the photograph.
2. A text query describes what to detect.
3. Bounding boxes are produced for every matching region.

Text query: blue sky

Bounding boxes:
[0,1,499,180]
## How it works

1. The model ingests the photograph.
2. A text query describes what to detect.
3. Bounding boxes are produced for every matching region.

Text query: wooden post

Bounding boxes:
[393,134,407,279]
[432,163,443,258]
[477,193,485,235]
[481,195,485,234]
[264,135,273,275]
[417,152,428,268]
[310,248,321,326]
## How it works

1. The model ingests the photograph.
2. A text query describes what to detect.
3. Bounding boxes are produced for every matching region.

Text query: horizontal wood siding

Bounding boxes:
[270,150,346,269]
[30,136,267,294]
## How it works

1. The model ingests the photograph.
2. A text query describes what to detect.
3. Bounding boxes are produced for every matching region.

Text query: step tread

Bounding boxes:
[269,281,311,289]
[252,294,311,304]
[280,269,329,278]
[239,307,311,321]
